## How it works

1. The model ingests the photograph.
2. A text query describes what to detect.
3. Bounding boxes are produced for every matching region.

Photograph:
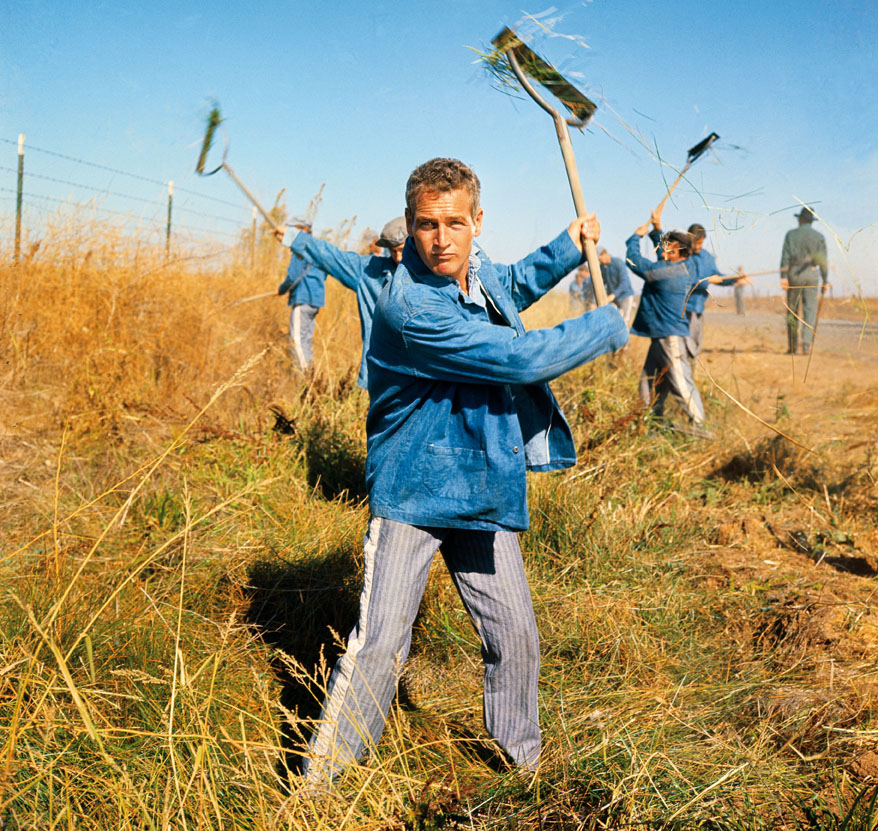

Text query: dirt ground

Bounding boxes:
[667,296,878,782]
[697,296,877,447]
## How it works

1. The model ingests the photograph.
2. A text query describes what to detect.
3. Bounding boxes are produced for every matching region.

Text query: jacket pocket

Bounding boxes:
[421,444,487,500]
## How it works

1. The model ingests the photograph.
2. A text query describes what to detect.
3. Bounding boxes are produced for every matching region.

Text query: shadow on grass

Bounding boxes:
[303,416,367,502]
[269,404,367,503]
[244,548,361,777]
[711,435,859,497]
[243,547,518,791]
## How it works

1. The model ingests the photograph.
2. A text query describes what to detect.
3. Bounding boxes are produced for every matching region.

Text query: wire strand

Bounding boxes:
[1,136,246,209]
[0,165,249,224]
[0,186,242,238]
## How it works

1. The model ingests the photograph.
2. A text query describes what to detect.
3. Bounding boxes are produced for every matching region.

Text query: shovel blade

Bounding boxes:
[492,27,597,123]
[686,132,720,163]
[196,107,223,175]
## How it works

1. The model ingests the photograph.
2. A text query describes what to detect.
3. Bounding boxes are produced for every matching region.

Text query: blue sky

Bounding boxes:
[2,0,876,294]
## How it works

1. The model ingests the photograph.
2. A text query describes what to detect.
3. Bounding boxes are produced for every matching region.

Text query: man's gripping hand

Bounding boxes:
[272,219,313,245]
[567,213,601,254]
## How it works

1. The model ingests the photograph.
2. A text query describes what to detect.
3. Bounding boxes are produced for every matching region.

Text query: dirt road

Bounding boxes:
[677,304,877,482]
[704,308,878,360]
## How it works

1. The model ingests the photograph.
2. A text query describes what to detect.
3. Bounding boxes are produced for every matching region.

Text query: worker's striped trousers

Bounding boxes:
[289,303,319,370]
[639,334,706,424]
[303,517,541,783]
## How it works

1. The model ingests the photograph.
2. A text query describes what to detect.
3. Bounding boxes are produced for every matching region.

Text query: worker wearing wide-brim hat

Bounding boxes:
[780,207,830,355]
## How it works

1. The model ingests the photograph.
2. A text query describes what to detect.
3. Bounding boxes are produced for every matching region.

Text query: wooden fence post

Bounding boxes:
[14,134,24,262]
[165,180,173,257]
[250,205,257,275]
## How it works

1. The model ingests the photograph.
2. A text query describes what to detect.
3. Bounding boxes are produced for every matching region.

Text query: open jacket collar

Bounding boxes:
[400,238,520,331]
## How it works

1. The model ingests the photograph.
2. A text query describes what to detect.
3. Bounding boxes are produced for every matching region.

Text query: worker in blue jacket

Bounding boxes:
[568,264,593,312]
[649,218,736,359]
[598,247,636,328]
[277,217,406,388]
[276,218,358,370]
[683,224,735,357]
[301,158,627,786]
[626,220,709,432]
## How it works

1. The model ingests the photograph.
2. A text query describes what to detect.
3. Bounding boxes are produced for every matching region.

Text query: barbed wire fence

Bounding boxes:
[0,134,269,269]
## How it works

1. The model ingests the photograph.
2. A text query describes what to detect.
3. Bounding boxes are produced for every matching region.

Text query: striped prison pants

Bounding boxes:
[289,303,319,370]
[686,311,704,359]
[639,335,706,424]
[303,516,541,783]
[615,295,636,330]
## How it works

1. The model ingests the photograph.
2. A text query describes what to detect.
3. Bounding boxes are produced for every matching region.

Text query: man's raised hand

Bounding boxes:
[567,213,601,253]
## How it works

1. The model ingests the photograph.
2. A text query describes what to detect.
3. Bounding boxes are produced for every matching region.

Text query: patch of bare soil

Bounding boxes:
[687,305,878,776]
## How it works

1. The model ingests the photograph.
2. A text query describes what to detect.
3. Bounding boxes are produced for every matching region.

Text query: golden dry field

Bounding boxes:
[1,224,877,829]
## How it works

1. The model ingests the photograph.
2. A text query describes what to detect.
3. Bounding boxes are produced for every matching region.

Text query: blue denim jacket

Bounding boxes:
[603,256,634,301]
[687,249,724,315]
[626,233,692,339]
[648,230,721,316]
[365,231,629,532]
[288,231,394,389]
[277,253,330,308]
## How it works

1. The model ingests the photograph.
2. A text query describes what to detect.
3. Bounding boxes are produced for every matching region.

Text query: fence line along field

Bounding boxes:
[0,212,877,830]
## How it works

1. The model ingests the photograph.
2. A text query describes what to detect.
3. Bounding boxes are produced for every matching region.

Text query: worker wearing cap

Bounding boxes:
[597,247,635,328]
[275,217,406,387]
[626,221,708,432]
[780,207,829,354]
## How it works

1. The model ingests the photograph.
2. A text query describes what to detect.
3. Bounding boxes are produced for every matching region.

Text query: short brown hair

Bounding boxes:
[405,158,481,218]
[687,223,706,241]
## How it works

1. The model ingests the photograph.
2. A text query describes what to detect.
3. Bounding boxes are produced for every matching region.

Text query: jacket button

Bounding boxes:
[513,446,519,453]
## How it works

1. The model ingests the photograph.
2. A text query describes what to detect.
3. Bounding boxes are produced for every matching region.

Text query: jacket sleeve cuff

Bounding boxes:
[548,227,587,268]
[281,226,300,248]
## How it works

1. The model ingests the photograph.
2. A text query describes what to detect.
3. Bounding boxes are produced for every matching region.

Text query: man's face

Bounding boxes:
[389,244,404,265]
[598,251,611,265]
[663,240,684,262]
[692,237,704,254]
[406,188,482,285]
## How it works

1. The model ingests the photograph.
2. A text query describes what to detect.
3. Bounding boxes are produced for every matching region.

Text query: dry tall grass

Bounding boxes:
[1,217,877,829]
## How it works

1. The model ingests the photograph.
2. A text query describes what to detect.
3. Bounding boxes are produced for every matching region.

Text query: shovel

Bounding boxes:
[491,27,607,306]
[195,107,282,233]
[650,133,720,221]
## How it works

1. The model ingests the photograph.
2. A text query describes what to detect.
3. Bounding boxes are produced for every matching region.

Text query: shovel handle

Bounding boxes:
[553,115,607,306]
[506,47,607,306]
[222,162,281,232]
[650,161,691,224]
